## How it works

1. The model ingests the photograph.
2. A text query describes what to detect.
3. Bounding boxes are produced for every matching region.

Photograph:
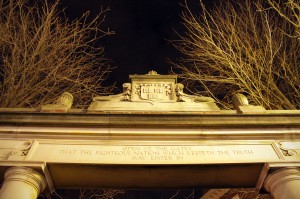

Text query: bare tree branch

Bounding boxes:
[79,189,124,199]
[172,0,299,110]
[0,0,115,108]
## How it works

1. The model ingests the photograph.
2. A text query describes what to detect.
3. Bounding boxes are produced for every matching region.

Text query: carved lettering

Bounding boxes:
[35,145,279,164]
[151,156,172,161]
[147,93,158,99]
[60,149,77,155]
[218,150,230,155]
[232,150,253,155]
[58,146,256,161]
[81,150,92,155]
[134,83,173,101]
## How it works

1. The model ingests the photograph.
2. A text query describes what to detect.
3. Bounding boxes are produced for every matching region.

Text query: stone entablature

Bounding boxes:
[0,110,299,199]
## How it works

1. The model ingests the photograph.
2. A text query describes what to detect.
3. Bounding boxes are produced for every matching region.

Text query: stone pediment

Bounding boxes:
[88,71,220,112]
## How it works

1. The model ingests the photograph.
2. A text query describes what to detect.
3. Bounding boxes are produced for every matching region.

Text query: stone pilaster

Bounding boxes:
[0,167,46,199]
[264,167,300,199]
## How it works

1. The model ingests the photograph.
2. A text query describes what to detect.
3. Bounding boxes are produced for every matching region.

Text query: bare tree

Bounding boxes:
[268,0,300,37]
[172,0,300,109]
[0,0,114,108]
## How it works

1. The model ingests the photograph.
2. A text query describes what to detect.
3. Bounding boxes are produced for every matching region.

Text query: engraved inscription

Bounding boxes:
[59,146,256,160]
[135,83,172,101]
[30,144,280,164]
[43,145,276,164]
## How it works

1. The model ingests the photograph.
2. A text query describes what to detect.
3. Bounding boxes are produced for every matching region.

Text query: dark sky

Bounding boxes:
[58,0,216,89]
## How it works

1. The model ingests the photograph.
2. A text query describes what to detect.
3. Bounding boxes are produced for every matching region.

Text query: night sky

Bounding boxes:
[57,0,216,89]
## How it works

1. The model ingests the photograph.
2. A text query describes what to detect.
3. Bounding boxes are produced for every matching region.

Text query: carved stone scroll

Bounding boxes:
[275,141,299,157]
[7,140,36,160]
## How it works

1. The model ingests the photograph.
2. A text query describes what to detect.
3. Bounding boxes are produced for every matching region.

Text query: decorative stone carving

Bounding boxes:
[175,83,185,102]
[7,141,34,160]
[175,83,215,103]
[122,83,132,101]
[0,140,35,160]
[275,141,299,158]
[41,92,73,112]
[232,93,265,113]
[232,93,249,108]
[133,82,173,103]
[88,71,220,112]
[147,70,158,75]
[55,92,73,109]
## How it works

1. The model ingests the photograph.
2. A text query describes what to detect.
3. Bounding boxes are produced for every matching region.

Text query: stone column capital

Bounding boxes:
[0,167,47,199]
[264,167,300,199]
